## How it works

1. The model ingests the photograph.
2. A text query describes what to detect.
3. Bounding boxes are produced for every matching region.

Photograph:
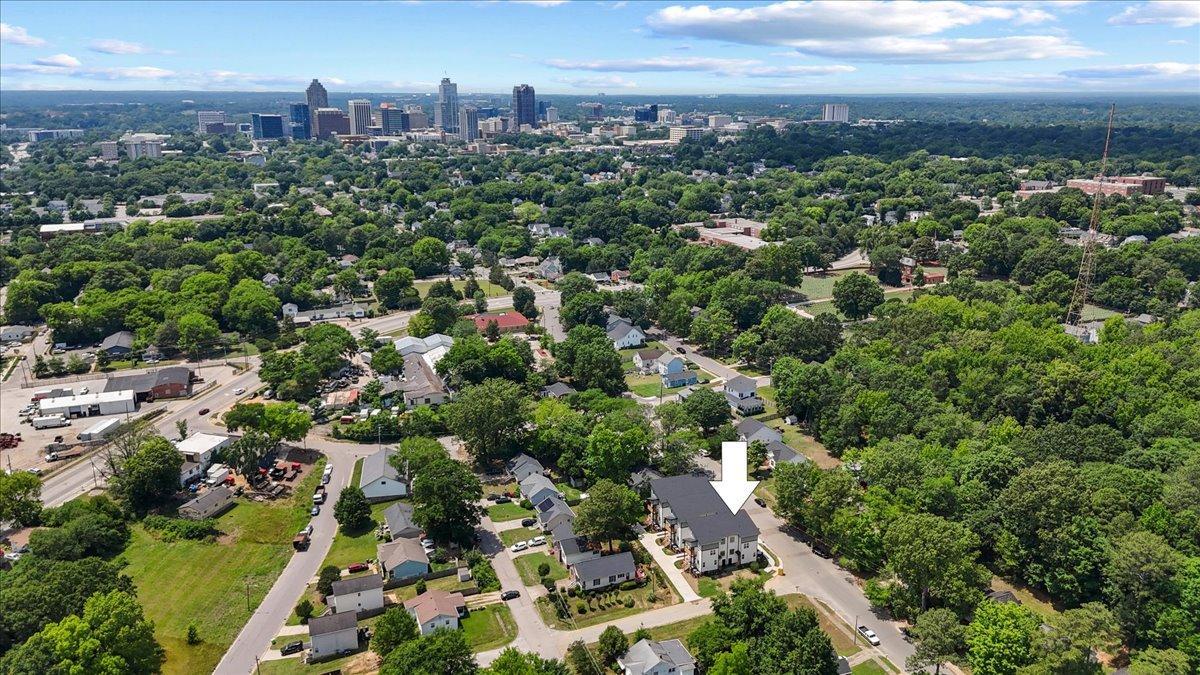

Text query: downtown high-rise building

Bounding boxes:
[196,110,226,133]
[306,79,329,133]
[313,107,350,139]
[348,99,373,135]
[458,106,479,142]
[436,78,459,133]
[289,103,311,139]
[380,107,410,134]
[822,103,849,123]
[512,84,536,129]
[404,104,429,129]
[251,113,285,139]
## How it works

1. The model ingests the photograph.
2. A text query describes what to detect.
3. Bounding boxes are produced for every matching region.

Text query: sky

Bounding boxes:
[0,0,1198,94]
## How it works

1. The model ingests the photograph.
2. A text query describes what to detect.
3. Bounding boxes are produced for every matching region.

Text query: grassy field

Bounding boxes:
[852,660,889,675]
[389,574,478,603]
[513,551,568,585]
[797,270,855,300]
[536,577,678,630]
[1081,303,1122,321]
[414,278,508,299]
[625,368,712,398]
[322,499,398,570]
[500,526,542,547]
[461,604,518,651]
[487,501,535,522]
[121,459,326,675]
[763,419,842,469]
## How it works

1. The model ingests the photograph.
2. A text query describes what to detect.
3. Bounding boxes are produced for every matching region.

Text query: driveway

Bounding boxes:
[639,531,701,602]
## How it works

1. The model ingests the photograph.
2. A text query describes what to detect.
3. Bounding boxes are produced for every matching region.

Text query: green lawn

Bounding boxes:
[797,270,854,300]
[500,526,542,547]
[484,481,517,498]
[625,368,712,398]
[321,498,398,570]
[1081,303,1122,321]
[487,501,535,522]
[513,551,568,586]
[556,482,583,502]
[637,614,713,643]
[852,661,889,675]
[121,459,326,675]
[414,278,508,299]
[350,457,363,486]
[461,604,518,651]
[536,577,679,630]
[258,649,377,674]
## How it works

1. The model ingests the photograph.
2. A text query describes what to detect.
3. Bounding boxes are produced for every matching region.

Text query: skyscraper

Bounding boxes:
[822,103,849,123]
[404,104,429,129]
[545,106,559,123]
[380,108,410,135]
[458,106,479,142]
[512,84,536,129]
[436,78,459,133]
[251,114,285,139]
[289,102,311,139]
[306,79,329,133]
[197,110,226,133]
[348,99,373,135]
[313,108,350,139]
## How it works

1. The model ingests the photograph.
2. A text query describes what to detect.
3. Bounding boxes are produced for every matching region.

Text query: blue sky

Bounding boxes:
[1,1,1197,94]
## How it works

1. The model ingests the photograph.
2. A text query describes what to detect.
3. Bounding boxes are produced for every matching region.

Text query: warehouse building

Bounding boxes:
[39,390,137,418]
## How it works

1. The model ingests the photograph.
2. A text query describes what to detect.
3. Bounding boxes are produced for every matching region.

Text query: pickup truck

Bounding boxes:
[45,447,85,462]
[292,533,310,551]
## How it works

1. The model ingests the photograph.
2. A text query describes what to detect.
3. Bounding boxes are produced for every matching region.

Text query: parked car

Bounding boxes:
[233,388,246,395]
[857,626,881,646]
[198,408,210,416]
[312,492,326,505]
[494,496,512,504]
[501,590,520,601]
[676,346,687,354]
[520,518,537,528]
[280,641,303,656]
[753,497,766,507]
[812,546,832,559]
[528,536,546,547]
[79,386,89,394]
[510,541,528,553]
[310,505,320,516]
[347,562,370,573]
[300,524,313,537]
[487,494,503,502]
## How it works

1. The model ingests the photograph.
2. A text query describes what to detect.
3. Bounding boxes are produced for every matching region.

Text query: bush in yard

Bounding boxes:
[186,623,200,645]
[295,598,314,623]
[619,580,638,591]
[624,596,635,608]
[541,576,555,592]
[647,590,658,603]
[537,562,551,577]
[333,486,372,531]
[567,586,577,597]
[520,498,532,509]
[415,579,427,594]
[317,565,342,596]
[577,601,587,614]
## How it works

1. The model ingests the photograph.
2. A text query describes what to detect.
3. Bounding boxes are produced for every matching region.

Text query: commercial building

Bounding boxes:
[313,108,351,139]
[708,114,732,128]
[348,99,373,135]
[684,217,770,251]
[250,114,285,139]
[174,433,232,470]
[472,311,529,333]
[306,78,329,132]
[545,106,559,123]
[380,107,410,134]
[289,102,311,139]
[634,104,658,122]
[436,78,459,133]
[103,365,193,400]
[649,474,760,575]
[512,84,537,129]
[458,106,479,142]
[404,104,429,129]
[27,128,85,142]
[1066,175,1167,197]
[39,390,137,418]
[822,103,850,123]
[122,133,167,159]
[580,102,604,119]
[196,110,226,133]
[98,140,120,160]
[669,127,704,143]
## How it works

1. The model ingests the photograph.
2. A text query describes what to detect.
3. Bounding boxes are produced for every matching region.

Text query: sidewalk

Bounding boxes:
[639,531,701,602]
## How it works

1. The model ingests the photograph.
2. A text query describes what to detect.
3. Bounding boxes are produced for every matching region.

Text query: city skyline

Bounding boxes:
[0,1,1197,94]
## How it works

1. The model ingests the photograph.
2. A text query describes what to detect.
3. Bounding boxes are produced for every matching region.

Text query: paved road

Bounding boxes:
[654,332,769,388]
[214,438,373,675]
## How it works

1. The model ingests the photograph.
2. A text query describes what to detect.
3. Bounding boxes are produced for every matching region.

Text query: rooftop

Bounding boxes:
[308,610,357,637]
[650,474,759,544]
[330,574,384,597]
[572,551,636,581]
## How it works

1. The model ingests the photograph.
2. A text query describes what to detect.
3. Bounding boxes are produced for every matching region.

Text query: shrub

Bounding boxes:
[623,596,635,608]
[749,561,762,573]
[186,623,200,645]
[619,580,638,591]
[541,576,555,592]
[537,562,551,577]
[647,590,658,603]
[415,579,427,594]
[520,498,532,509]
[567,586,578,597]
[142,515,218,542]
[576,601,587,614]
[295,598,314,623]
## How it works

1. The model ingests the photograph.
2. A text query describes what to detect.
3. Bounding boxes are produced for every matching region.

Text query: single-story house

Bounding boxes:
[508,453,545,482]
[633,349,665,373]
[308,611,359,661]
[588,272,611,284]
[520,473,561,508]
[552,523,599,567]
[378,537,430,582]
[571,551,637,591]
[736,418,783,446]
[383,502,422,540]
[100,330,135,356]
[473,312,530,333]
[359,448,408,502]
[329,574,385,616]
[178,485,236,520]
[404,590,468,635]
[0,325,37,342]
[540,382,578,399]
[618,638,697,675]
[535,494,574,532]
[104,365,193,400]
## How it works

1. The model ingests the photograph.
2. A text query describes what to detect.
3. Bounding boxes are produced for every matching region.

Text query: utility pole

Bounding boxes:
[244,576,253,611]
[1066,104,1116,326]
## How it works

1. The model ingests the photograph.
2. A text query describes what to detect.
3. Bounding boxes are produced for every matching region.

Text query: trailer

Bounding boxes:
[45,447,85,462]
[32,415,70,430]
[205,464,231,486]
[77,418,121,442]
[32,388,73,402]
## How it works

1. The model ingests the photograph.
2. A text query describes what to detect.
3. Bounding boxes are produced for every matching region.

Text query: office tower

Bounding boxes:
[822,103,849,123]
[458,106,479,142]
[98,141,119,160]
[708,114,732,128]
[251,114,285,139]
[545,106,559,123]
[122,133,165,159]
[306,79,329,132]
[669,127,704,142]
[289,103,311,139]
[512,84,536,129]
[348,99,373,135]
[196,110,226,133]
[313,108,350,138]
[436,78,459,133]
[634,104,658,122]
[381,108,410,135]
[580,102,603,119]
[537,100,551,119]
[658,108,677,125]
[404,104,429,129]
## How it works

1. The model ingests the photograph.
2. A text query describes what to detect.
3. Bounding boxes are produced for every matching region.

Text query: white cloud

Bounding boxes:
[0,23,47,47]
[1168,39,1190,45]
[1,62,176,80]
[32,53,81,68]
[787,35,1098,62]
[1060,61,1200,79]
[511,0,568,5]
[1109,1,1200,27]
[545,55,855,77]
[552,74,638,89]
[88,38,171,55]
[951,61,1200,89]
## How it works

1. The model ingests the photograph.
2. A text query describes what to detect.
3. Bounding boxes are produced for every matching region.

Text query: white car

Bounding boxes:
[528,536,546,547]
[233,387,246,395]
[510,541,528,553]
[80,386,89,394]
[857,626,881,646]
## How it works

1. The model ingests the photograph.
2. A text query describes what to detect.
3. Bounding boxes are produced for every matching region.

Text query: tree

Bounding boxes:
[710,642,754,675]
[176,419,188,440]
[681,387,731,434]
[0,555,134,652]
[690,306,737,353]
[411,457,483,546]
[225,430,276,477]
[295,598,314,623]
[1129,648,1191,675]
[0,590,163,675]
[221,278,281,336]
[561,291,607,330]
[1104,531,1182,645]
[883,512,987,614]
[376,267,417,309]
[907,608,965,675]
[832,272,885,320]
[566,639,602,675]
[554,325,625,395]
[574,480,643,551]
[484,648,568,675]
[391,436,450,476]
[109,435,184,511]
[1033,602,1119,674]
[381,628,477,675]
[411,237,452,277]
[176,311,221,356]
[754,607,839,675]
[372,607,420,657]
[966,600,1040,675]
[334,486,372,532]
[186,623,200,645]
[596,625,629,666]
[317,565,342,596]
[0,470,42,527]
[443,379,530,464]
[513,286,538,320]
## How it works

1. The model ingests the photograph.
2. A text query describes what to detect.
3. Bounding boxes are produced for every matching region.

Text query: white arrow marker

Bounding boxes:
[711,441,759,514]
